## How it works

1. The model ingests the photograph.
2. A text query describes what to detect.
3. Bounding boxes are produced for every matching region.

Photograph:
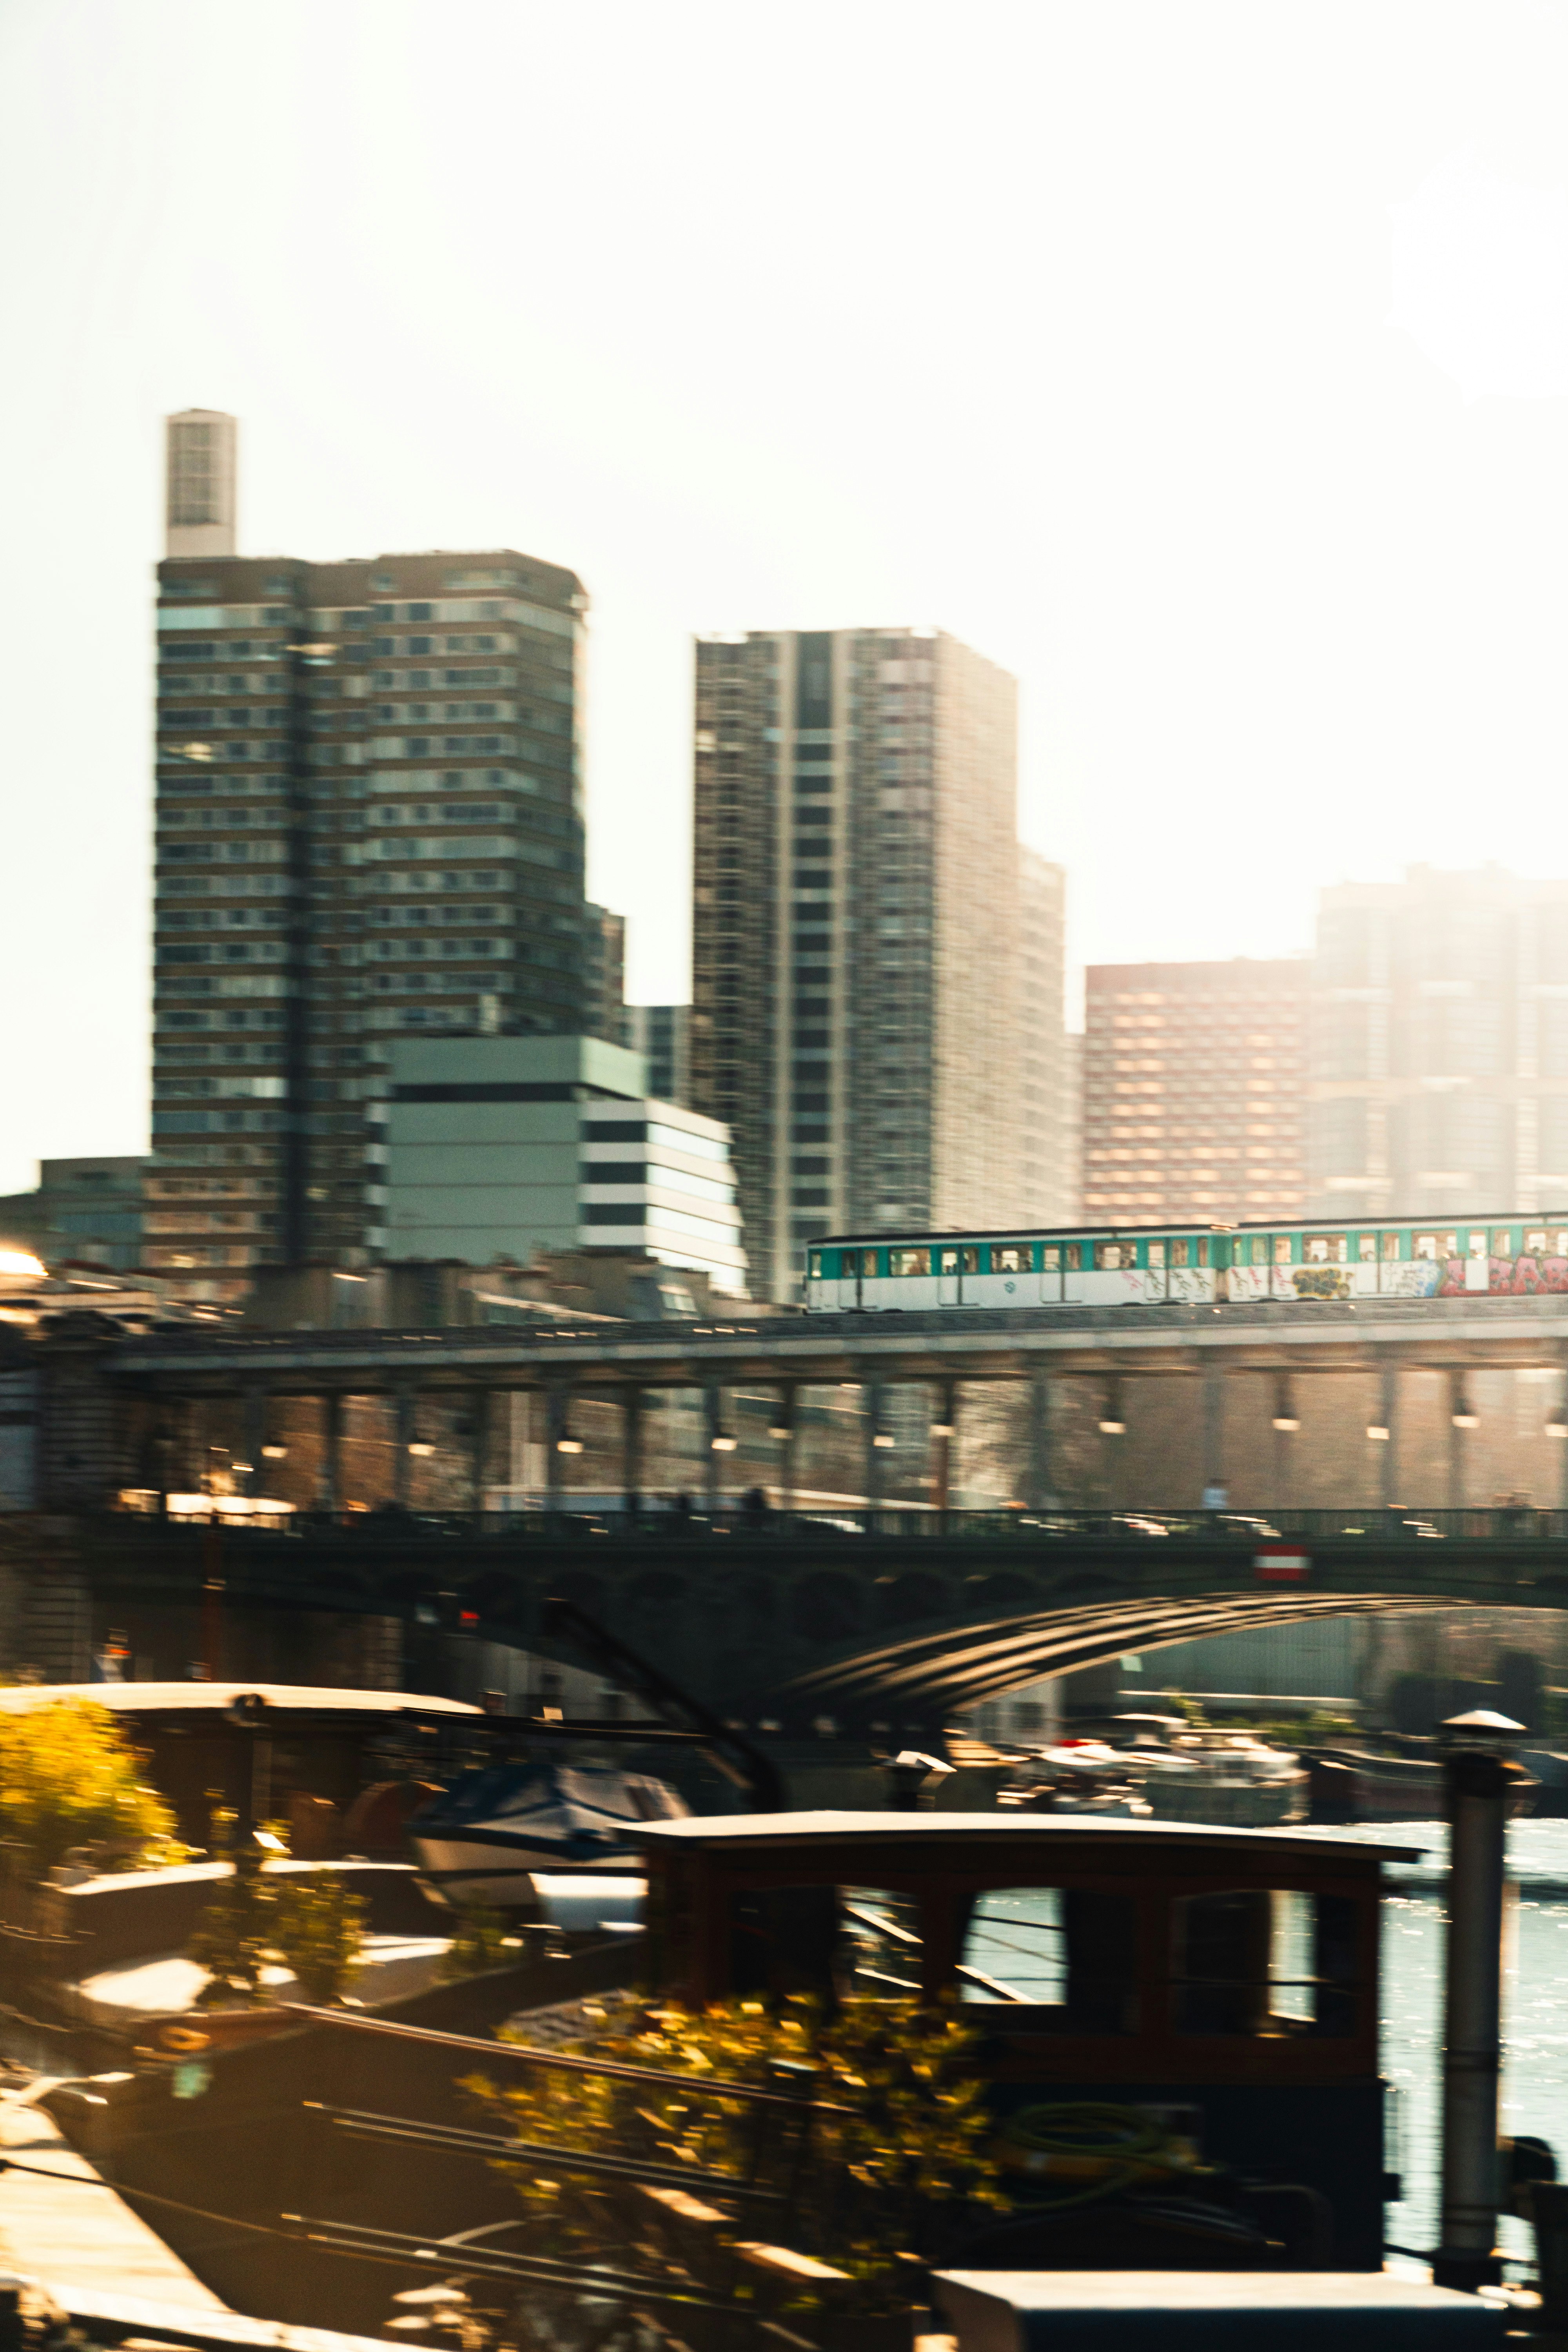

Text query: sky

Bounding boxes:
[5,0,1568,1192]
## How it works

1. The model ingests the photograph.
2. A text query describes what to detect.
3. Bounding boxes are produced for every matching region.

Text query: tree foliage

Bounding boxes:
[462,1995,1009,2321]
[188,1807,365,2007]
[0,1699,181,1878]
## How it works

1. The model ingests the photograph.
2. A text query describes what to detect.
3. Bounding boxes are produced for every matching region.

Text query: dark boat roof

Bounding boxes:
[0,1681,482,1725]
[635,1811,1426,1865]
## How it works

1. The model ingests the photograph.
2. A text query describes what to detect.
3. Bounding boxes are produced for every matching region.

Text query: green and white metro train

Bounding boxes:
[804,1215,1568,1312]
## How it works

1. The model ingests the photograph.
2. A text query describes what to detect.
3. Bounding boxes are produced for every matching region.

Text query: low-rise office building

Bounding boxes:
[367,1034,746,1292]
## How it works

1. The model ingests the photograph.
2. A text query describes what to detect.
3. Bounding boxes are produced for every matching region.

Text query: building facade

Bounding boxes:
[583,904,628,1045]
[369,1033,744,1291]
[0,1159,149,1272]
[1309,867,1568,1220]
[1082,958,1309,1227]
[1018,849,1077,1223]
[690,627,1023,1300]
[165,410,237,560]
[146,417,603,1296]
[627,1004,691,1107]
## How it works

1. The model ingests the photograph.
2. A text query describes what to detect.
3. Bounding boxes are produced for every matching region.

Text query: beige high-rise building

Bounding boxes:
[690,628,1025,1300]
[1081,958,1309,1226]
[1018,849,1077,1222]
[1309,866,1568,1218]
[165,411,238,559]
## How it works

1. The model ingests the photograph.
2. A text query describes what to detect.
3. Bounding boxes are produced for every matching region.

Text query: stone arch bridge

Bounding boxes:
[67,1507,1568,1735]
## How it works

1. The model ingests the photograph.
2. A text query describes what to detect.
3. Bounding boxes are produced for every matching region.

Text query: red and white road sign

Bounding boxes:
[1254,1546,1311,1583]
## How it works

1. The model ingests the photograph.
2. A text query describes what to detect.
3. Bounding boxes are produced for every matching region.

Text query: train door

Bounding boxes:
[1142,1239,1169,1302]
[1352,1233,1379,1296]
[938,1245,977,1305]
[1465,1229,1489,1291]
[1063,1241,1086,1303]
[855,1248,883,1309]
[1040,1244,1064,1303]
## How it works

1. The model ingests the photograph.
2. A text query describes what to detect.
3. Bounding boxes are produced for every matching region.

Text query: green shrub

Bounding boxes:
[0,1698,181,1878]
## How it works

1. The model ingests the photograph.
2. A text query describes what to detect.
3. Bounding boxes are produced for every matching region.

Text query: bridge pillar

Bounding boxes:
[317,1393,344,1516]
[545,1387,569,1508]
[1024,1370,1051,1510]
[1373,1362,1399,1510]
[240,1385,269,1498]
[621,1387,644,1515]
[933,1379,960,1514]
[468,1388,492,1518]
[1201,1366,1226,1508]
[863,1379,888,1510]
[1270,1373,1297,1512]
[393,1386,417,1508]
[704,1381,724,1514]
[1448,1370,1475,1511]
[769,1384,797,1510]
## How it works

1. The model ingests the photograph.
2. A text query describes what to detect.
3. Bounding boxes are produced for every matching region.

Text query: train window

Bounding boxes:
[1381,1232,1401,1260]
[1304,1234,1347,1265]
[940,1246,980,1274]
[959,1886,1136,2033]
[809,1252,824,1278]
[1273,1236,1293,1264]
[993,1244,1031,1273]
[1358,1234,1376,1262]
[891,1247,931,1276]
[1467,1231,1487,1259]
[859,1250,881,1277]
[1042,1246,1060,1269]
[1558,1232,1568,1258]
[1172,1889,1358,2039]
[1528,1230,1549,1256]
[1493,1229,1514,1256]
[1414,1233,1439,1261]
[1096,1241,1131,1269]
[1147,1240,1165,1268]
[1196,1238,1209,1267]
[1171,1238,1190,1267]
[1066,1243,1083,1270]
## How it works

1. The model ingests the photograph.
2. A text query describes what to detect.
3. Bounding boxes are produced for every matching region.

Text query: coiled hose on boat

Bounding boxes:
[994,2102,1204,2210]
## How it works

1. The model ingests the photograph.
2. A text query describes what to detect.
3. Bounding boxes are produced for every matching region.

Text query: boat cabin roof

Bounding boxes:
[636,1810,1424,1871]
[0,1682,483,1726]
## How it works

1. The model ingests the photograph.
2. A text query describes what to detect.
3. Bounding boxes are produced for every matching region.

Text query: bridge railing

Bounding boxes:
[109,1501,1568,1543]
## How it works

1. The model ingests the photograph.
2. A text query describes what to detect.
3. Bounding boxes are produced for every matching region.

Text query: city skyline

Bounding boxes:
[10,4,1568,1191]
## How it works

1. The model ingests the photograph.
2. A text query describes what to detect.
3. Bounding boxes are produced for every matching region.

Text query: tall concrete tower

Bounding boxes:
[165,411,238,559]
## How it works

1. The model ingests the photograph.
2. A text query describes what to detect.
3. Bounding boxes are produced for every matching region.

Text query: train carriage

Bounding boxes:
[806,1215,1568,1312]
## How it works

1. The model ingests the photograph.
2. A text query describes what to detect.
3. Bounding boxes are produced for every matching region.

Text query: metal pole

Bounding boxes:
[863,1378,887,1519]
[241,1385,267,1498]
[621,1387,644,1518]
[394,1386,416,1509]
[1434,1708,1524,2292]
[318,1393,343,1516]
[703,1381,722,1516]
[934,1379,960,1518]
[468,1388,492,1523]
[1448,1370,1466,1514]
[1378,1361,1399,1515]
[1272,1372,1295,1517]
[1201,1366,1226,1510]
[1025,1368,1049,1511]
[545,1387,567,1510]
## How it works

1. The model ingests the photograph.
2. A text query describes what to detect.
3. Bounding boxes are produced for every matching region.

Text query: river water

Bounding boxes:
[1331,1817,1568,2266]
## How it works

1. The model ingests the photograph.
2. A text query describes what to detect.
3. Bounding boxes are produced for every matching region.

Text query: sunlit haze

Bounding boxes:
[4,0,1568,1189]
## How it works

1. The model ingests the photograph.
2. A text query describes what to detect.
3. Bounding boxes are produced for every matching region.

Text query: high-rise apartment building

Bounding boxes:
[145,419,597,1296]
[583,904,628,1045]
[1082,959,1308,1226]
[1309,867,1568,1218]
[628,1004,691,1107]
[691,628,1023,1300]
[1018,850,1076,1223]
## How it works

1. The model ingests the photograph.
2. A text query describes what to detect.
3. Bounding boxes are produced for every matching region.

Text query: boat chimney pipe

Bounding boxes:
[1434,1708,1526,2292]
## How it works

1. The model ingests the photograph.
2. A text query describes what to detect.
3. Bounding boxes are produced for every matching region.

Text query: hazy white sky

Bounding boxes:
[5,0,1568,1191]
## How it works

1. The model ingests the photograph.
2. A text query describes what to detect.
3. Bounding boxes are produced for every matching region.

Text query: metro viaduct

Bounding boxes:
[61,1506,1568,1734]
[100,1289,1568,1515]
